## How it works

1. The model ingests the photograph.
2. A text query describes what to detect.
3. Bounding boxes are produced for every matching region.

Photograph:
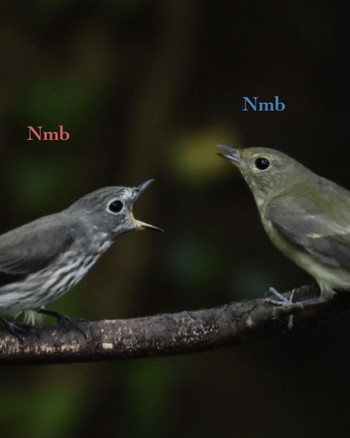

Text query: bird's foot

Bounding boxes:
[265,287,296,330]
[0,316,39,342]
[38,309,87,338]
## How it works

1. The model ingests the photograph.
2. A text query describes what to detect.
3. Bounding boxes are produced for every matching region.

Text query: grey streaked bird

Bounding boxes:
[0,180,162,336]
[218,144,350,305]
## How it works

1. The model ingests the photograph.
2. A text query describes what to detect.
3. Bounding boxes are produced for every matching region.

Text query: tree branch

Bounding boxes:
[1,284,349,365]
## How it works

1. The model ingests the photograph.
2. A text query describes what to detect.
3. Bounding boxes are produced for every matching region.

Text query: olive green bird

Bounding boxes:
[218,145,350,305]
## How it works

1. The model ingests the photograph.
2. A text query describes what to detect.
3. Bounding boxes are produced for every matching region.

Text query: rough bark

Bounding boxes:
[1,284,349,365]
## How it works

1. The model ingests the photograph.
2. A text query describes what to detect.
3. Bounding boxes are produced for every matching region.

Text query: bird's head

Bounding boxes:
[218,145,306,203]
[68,180,163,239]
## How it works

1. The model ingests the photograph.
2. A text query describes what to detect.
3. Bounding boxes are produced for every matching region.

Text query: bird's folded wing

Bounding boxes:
[0,215,74,287]
[266,196,350,268]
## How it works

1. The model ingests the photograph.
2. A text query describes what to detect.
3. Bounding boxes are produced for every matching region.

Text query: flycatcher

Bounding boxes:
[0,180,162,336]
[218,144,350,303]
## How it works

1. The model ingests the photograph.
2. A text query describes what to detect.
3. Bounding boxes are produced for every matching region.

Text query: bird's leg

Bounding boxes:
[265,287,297,330]
[38,308,87,338]
[0,315,39,342]
[266,287,329,330]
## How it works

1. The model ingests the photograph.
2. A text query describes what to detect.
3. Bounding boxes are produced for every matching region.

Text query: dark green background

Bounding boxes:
[1,1,350,437]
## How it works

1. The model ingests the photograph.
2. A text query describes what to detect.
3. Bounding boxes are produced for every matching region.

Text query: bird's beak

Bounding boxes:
[132,179,164,232]
[217,144,243,166]
[135,179,155,198]
[133,218,163,232]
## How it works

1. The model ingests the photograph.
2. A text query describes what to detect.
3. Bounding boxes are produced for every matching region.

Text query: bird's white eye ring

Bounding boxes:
[255,157,270,170]
[108,200,124,214]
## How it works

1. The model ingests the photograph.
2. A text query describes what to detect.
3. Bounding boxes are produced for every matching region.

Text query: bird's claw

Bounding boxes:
[38,308,87,338]
[0,316,39,342]
[57,314,87,338]
[265,287,296,330]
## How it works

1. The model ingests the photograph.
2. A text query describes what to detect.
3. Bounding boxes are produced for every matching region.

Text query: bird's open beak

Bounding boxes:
[217,144,243,165]
[133,218,163,232]
[132,179,164,232]
[135,179,155,198]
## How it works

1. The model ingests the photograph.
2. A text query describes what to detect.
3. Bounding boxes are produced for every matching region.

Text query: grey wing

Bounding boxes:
[266,196,350,268]
[0,214,74,287]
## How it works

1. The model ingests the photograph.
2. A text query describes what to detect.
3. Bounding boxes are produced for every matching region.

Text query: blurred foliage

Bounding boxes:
[1,1,350,437]
[24,77,103,126]
[168,124,240,188]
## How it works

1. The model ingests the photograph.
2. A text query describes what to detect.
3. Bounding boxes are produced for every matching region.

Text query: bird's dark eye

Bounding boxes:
[255,157,270,170]
[108,200,124,213]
